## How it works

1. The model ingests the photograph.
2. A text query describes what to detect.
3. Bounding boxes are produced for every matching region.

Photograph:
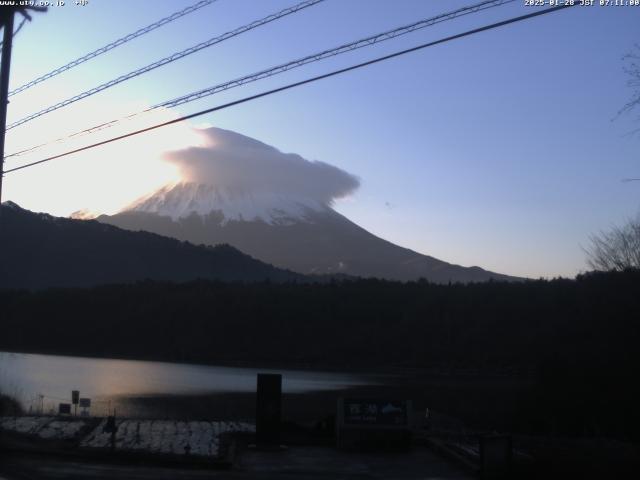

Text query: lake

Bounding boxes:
[0,351,380,417]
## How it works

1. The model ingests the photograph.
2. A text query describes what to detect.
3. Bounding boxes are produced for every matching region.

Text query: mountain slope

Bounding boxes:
[101,182,519,283]
[0,202,303,289]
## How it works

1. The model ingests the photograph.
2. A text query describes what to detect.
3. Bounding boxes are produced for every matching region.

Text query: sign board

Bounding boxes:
[342,399,408,426]
[58,403,71,415]
[71,390,80,405]
[79,398,91,408]
[336,398,412,451]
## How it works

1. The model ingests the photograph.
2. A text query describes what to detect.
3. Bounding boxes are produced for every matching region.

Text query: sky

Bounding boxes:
[1,0,639,279]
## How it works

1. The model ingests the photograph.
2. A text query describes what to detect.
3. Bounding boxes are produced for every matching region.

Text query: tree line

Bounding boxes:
[0,270,639,439]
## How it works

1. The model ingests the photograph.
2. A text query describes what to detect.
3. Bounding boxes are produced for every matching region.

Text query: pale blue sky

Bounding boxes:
[3,0,639,279]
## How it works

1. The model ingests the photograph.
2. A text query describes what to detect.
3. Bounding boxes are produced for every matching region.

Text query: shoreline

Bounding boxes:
[0,348,535,379]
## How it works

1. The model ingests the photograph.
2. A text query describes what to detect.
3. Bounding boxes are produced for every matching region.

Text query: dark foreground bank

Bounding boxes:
[1,269,639,442]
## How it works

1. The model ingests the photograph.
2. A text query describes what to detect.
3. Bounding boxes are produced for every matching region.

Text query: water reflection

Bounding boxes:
[0,351,375,415]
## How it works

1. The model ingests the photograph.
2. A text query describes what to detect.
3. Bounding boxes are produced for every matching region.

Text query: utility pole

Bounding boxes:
[0,5,46,209]
[0,9,15,206]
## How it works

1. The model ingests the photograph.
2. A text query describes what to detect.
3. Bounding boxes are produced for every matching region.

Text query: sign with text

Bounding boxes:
[71,390,80,405]
[342,399,409,426]
[79,398,91,408]
[58,403,71,415]
[337,398,413,450]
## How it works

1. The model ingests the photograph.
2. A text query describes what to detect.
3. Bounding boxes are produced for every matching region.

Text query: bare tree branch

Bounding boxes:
[617,43,640,119]
[586,216,640,271]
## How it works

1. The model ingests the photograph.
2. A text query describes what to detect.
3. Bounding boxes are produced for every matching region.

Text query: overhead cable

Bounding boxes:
[4,4,576,175]
[6,0,325,130]
[5,0,513,160]
[8,0,219,96]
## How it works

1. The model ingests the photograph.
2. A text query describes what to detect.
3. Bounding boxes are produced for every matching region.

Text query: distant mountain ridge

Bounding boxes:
[101,181,520,283]
[0,202,304,290]
[2,124,520,286]
[94,126,518,283]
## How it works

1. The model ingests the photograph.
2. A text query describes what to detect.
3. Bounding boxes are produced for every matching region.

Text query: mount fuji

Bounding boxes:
[98,127,518,283]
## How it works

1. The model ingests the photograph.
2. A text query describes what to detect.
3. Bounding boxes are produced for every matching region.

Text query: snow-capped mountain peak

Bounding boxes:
[69,209,99,220]
[97,127,518,283]
[126,182,327,226]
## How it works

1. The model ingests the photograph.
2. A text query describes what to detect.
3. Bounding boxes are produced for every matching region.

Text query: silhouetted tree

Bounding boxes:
[586,215,640,271]
[2,270,639,438]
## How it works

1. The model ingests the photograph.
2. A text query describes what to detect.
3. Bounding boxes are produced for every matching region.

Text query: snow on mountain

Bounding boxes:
[121,126,358,225]
[98,127,519,283]
[127,182,326,226]
[69,209,99,220]
[0,201,303,289]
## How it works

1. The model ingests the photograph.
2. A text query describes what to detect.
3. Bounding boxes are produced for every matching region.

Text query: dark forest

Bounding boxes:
[1,269,638,440]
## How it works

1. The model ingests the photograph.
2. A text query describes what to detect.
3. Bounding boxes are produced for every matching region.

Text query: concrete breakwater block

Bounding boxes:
[0,416,89,441]
[1,416,255,459]
[80,419,255,458]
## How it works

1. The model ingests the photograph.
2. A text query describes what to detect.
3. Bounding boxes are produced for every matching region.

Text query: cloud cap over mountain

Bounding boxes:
[165,127,360,206]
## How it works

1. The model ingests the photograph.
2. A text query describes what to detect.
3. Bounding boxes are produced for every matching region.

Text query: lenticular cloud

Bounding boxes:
[164,127,360,206]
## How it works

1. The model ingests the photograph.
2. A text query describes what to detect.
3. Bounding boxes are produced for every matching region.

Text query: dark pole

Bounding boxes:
[0,11,15,207]
[256,373,282,447]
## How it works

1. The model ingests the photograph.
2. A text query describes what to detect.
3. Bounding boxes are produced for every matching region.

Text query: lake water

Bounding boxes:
[0,351,378,416]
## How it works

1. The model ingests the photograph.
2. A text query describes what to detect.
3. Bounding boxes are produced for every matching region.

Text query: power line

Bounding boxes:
[1,3,47,43]
[0,5,47,206]
[159,0,515,110]
[6,0,325,131]
[8,0,219,97]
[13,17,27,36]
[4,4,575,176]
[0,16,28,47]
[5,0,514,161]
